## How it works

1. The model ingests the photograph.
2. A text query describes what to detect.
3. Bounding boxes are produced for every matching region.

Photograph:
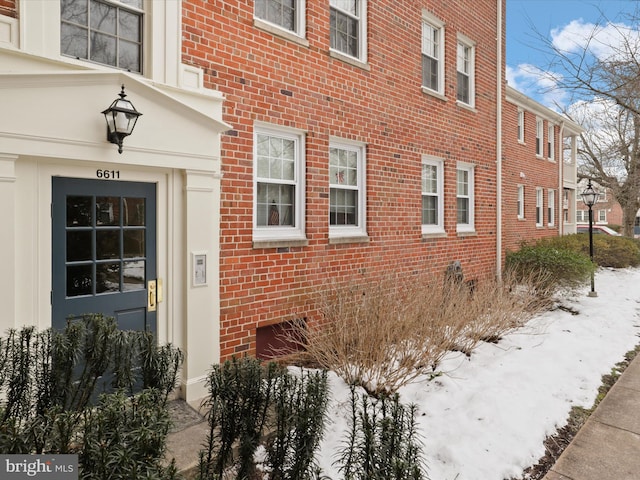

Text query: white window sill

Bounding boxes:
[421,87,447,101]
[328,235,370,245]
[329,50,370,70]
[421,231,447,240]
[456,229,477,237]
[456,100,477,112]
[253,238,309,249]
[253,18,309,48]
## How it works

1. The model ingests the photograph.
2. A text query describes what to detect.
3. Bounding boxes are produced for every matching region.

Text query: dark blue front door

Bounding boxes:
[52,177,157,333]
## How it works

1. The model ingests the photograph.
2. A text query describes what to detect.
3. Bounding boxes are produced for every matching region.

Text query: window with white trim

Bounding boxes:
[456,36,475,106]
[422,157,444,233]
[536,118,543,156]
[61,0,143,73]
[421,13,444,95]
[598,209,607,223]
[330,0,366,61]
[547,189,555,226]
[517,184,524,219]
[456,163,475,232]
[576,210,587,223]
[536,187,543,226]
[517,109,525,143]
[547,124,555,160]
[254,125,306,241]
[329,140,366,238]
[255,0,305,37]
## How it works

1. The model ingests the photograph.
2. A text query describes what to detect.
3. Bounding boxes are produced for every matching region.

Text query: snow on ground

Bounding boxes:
[316,267,640,480]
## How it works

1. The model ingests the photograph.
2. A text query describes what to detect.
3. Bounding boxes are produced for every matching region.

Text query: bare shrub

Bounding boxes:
[285,270,549,396]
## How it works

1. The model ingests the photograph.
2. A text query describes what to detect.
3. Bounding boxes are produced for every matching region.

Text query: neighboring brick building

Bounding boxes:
[182,0,507,359]
[502,86,582,256]
[575,180,624,228]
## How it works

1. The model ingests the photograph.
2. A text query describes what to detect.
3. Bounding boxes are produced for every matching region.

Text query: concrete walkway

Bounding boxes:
[543,353,640,480]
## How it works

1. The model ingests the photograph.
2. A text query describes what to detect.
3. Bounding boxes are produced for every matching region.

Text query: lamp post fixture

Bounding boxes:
[580,179,599,297]
[102,85,142,154]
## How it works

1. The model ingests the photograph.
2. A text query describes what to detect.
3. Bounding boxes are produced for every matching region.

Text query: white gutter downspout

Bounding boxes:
[496,0,503,280]
[559,121,565,236]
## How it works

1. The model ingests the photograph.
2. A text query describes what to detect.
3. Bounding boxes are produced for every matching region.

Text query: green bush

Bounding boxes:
[505,242,595,292]
[197,357,329,480]
[533,234,640,268]
[337,388,427,480]
[0,315,183,479]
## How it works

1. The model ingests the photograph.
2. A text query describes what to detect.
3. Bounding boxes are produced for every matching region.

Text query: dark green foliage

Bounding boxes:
[337,387,427,480]
[197,357,329,480]
[505,241,595,291]
[80,390,179,480]
[266,369,329,480]
[538,234,640,268]
[0,315,183,479]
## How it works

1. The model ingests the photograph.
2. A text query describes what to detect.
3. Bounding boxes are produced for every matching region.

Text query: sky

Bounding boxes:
[506,0,640,108]
[314,267,640,479]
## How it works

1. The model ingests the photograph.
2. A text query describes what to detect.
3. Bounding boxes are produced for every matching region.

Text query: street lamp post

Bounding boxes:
[580,179,599,297]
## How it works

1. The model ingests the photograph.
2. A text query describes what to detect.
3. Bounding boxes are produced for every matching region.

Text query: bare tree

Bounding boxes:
[535,6,640,236]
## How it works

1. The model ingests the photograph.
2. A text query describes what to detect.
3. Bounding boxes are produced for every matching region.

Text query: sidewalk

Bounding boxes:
[543,353,640,480]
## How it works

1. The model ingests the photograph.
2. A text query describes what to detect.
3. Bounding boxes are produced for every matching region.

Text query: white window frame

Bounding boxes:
[536,187,543,226]
[456,162,475,233]
[576,210,587,223]
[456,34,475,107]
[536,118,543,157]
[517,109,525,143]
[517,184,525,219]
[253,124,306,242]
[60,0,145,73]
[547,123,555,160]
[254,0,307,40]
[28,1,181,85]
[547,189,555,226]
[421,156,445,234]
[329,138,367,239]
[329,0,367,63]
[421,11,445,97]
[598,209,607,223]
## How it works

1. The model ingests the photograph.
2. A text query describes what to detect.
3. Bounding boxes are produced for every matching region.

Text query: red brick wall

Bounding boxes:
[576,189,624,226]
[183,0,505,358]
[502,101,561,255]
[0,0,17,18]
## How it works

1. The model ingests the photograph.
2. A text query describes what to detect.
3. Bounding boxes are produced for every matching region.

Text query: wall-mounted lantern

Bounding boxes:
[102,85,142,154]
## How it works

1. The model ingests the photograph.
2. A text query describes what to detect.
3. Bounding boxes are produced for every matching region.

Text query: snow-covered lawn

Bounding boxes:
[316,267,640,480]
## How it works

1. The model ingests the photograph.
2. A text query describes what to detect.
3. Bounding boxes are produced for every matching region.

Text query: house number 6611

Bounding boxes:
[96,169,120,179]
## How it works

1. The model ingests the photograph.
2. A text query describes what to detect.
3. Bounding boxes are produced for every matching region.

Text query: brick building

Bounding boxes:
[181,0,506,359]
[502,86,582,256]
[0,0,582,400]
[575,180,624,228]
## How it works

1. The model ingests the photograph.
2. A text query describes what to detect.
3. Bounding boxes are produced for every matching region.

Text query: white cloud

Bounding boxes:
[507,63,568,110]
[551,19,640,61]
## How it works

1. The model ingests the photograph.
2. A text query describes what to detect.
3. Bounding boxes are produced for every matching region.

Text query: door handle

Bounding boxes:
[148,280,157,312]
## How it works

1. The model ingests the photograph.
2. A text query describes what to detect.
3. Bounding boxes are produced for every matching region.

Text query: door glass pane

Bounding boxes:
[96,197,119,225]
[124,229,145,258]
[67,231,92,261]
[96,230,120,259]
[123,260,145,291]
[67,196,92,226]
[67,264,93,297]
[97,262,120,294]
[123,198,145,226]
